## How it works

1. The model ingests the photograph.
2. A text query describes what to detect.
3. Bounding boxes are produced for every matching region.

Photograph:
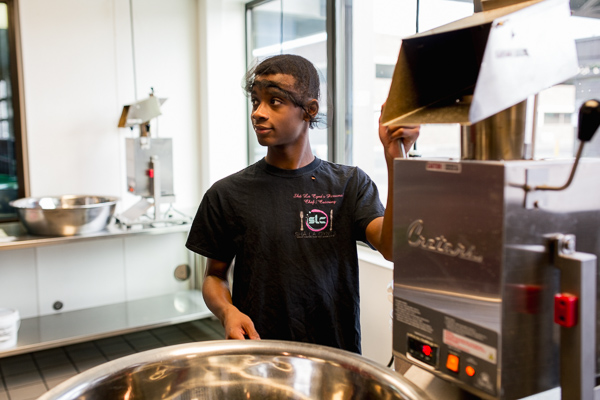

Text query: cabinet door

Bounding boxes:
[124,232,190,301]
[0,248,37,318]
[36,238,126,316]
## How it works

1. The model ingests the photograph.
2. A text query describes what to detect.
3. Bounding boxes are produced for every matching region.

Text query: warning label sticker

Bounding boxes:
[443,329,497,364]
[426,162,462,173]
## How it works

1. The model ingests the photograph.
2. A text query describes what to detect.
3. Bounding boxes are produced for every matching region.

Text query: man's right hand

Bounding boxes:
[223,305,261,340]
[202,258,261,340]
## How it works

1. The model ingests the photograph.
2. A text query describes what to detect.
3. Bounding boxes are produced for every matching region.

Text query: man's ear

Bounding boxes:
[304,99,319,121]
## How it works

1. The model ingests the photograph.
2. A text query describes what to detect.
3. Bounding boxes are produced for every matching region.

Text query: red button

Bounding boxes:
[422,345,432,357]
[465,366,475,377]
[554,293,578,328]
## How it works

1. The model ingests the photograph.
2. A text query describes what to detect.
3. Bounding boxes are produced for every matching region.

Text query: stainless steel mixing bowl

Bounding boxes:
[38,340,431,400]
[9,195,118,236]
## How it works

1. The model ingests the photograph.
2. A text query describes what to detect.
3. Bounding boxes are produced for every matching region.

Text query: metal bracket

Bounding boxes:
[524,168,548,209]
[549,234,597,400]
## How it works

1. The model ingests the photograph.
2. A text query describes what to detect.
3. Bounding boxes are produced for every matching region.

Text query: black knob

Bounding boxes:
[578,99,600,142]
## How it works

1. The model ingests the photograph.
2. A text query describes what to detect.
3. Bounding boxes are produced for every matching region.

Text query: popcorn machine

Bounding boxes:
[383,0,600,399]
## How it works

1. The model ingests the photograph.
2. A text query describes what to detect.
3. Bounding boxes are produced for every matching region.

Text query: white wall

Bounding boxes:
[0,0,250,319]
[17,0,251,204]
[19,0,209,211]
[358,246,394,365]
[198,0,248,191]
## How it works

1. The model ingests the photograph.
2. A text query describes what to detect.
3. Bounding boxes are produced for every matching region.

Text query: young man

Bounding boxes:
[186,54,418,353]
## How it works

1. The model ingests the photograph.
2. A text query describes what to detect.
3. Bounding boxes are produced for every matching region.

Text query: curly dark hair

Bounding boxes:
[244,54,325,129]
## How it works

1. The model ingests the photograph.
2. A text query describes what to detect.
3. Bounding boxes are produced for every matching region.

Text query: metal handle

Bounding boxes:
[534,100,600,192]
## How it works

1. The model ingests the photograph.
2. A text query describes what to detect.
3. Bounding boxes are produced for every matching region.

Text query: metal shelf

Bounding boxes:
[0,220,192,251]
[0,290,212,358]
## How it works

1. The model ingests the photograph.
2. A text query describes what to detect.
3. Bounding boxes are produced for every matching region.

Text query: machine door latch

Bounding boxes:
[554,293,578,328]
[549,234,597,400]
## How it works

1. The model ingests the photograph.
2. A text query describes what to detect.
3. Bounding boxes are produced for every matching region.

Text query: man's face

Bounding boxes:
[250,73,309,148]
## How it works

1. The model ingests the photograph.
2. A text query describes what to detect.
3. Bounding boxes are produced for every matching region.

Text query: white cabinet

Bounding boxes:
[0,223,211,358]
[358,246,394,366]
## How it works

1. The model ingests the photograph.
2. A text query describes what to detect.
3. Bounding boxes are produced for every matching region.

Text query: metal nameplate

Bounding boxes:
[425,161,462,173]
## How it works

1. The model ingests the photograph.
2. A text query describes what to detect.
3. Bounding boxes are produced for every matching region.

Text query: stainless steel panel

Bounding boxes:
[381,0,577,127]
[126,138,174,197]
[392,158,600,399]
[460,99,535,160]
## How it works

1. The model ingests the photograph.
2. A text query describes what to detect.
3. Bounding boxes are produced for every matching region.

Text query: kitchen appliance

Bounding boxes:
[38,340,432,400]
[382,0,600,399]
[117,90,190,228]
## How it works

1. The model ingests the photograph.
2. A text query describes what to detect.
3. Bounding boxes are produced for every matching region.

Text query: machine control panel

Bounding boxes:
[393,297,499,399]
[407,334,439,367]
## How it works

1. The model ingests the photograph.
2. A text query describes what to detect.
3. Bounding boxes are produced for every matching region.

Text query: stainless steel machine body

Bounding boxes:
[125,137,174,197]
[391,158,599,399]
[382,1,598,398]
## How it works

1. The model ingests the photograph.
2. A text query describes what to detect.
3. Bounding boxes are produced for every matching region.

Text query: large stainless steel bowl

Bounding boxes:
[38,340,431,400]
[9,195,118,236]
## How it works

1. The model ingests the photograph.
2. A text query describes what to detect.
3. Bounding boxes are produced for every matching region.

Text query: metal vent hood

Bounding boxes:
[381,0,578,126]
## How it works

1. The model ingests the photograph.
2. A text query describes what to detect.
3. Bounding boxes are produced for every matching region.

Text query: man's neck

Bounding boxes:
[265,144,315,170]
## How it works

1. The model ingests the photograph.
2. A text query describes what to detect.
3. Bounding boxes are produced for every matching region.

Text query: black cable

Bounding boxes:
[387,355,394,368]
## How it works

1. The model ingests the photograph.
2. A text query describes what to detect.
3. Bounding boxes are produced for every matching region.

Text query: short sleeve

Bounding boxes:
[352,167,385,244]
[185,186,237,263]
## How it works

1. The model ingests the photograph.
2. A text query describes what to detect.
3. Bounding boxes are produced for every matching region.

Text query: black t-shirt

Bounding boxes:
[186,157,385,353]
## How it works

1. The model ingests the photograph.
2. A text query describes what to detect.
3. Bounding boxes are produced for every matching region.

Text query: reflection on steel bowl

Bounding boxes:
[9,195,119,236]
[38,340,431,400]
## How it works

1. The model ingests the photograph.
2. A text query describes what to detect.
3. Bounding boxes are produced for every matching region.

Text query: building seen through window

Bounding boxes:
[244,0,600,205]
[246,0,328,164]
[351,0,600,204]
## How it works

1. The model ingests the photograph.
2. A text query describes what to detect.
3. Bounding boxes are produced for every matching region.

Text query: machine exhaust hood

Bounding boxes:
[381,0,578,126]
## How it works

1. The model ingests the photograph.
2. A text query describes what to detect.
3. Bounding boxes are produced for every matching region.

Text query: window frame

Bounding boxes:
[1,0,27,222]
[244,0,348,164]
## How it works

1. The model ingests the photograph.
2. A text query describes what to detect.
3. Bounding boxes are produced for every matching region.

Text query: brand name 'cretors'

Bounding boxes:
[407,219,483,263]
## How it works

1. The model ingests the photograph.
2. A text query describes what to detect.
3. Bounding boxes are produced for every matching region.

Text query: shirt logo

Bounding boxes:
[305,209,329,232]
[296,209,335,238]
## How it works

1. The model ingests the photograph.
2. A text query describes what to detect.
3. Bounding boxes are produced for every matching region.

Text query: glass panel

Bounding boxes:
[349,0,600,205]
[350,0,472,203]
[0,2,18,222]
[536,12,600,159]
[246,0,329,164]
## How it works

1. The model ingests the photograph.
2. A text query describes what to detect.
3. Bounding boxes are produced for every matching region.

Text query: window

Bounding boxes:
[350,0,473,203]
[245,0,329,164]
[244,0,600,202]
[0,0,25,222]
[349,0,600,203]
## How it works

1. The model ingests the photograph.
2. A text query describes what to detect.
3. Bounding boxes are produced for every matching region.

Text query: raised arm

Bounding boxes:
[202,258,261,340]
[366,103,420,261]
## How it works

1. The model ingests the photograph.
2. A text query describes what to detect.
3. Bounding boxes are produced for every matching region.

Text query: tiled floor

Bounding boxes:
[0,318,225,400]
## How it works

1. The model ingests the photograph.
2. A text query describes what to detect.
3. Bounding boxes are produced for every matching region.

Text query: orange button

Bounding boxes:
[465,365,476,377]
[446,354,459,372]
